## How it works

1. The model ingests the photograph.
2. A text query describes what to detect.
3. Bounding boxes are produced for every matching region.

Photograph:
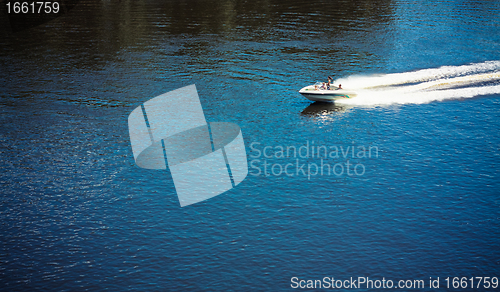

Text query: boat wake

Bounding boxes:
[334,61,500,106]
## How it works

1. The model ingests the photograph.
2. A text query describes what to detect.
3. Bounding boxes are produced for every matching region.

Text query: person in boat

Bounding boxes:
[327,76,334,88]
[337,84,342,90]
[320,82,327,90]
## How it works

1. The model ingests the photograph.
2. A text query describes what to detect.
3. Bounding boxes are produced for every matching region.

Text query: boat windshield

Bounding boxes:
[313,81,333,90]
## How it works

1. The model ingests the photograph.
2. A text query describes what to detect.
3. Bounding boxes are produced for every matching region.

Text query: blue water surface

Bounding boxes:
[0,0,499,290]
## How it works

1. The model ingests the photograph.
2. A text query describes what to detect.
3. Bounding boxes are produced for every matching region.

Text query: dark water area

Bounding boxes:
[1,0,500,290]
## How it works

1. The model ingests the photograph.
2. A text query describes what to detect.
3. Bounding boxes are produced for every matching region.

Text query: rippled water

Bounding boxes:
[1,0,499,290]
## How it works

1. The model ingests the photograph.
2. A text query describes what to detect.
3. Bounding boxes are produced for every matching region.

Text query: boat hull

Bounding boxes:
[299,86,357,102]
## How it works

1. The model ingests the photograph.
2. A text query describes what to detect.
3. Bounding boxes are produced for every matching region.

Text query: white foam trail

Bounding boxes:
[334,61,500,106]
[404,72,500,91]
[338,85,500,106]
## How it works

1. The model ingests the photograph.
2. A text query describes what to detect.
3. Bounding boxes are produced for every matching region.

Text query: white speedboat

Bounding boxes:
[299,82,357,102]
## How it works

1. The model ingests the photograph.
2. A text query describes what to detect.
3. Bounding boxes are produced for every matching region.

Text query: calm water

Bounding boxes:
[1,0,500,290]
